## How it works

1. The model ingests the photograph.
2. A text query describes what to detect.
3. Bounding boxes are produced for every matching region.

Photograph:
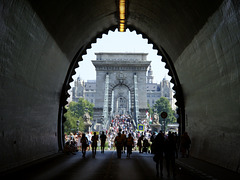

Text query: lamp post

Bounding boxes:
[161,112,168,134]
[76,120,79,132]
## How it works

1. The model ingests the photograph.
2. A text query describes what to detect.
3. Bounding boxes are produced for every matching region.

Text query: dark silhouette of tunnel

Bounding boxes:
[0,0,239,174]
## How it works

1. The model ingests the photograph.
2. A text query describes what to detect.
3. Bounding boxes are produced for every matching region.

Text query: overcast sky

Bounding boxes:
[71,29,171,86]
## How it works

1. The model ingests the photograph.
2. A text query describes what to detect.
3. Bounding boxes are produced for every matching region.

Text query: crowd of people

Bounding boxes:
[63,114,192,177]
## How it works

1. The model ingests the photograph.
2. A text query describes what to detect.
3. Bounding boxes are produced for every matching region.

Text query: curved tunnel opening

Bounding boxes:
[58,27,185,150]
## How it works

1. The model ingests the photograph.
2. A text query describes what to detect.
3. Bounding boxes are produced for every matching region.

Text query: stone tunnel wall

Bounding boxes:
[0,1,69,171]
[175,0,240,172]
[0,0,240,174]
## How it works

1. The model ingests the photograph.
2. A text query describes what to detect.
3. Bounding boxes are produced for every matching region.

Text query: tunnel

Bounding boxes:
[0,0,240,174]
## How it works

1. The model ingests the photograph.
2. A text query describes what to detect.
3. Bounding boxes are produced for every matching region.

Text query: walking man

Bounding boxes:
[115,132,123,158]
[91,132,98,158]
[100,131,107,153]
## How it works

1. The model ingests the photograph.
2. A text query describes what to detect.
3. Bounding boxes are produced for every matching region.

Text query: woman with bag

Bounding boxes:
[80,133,88,158]
[126,133,134,158]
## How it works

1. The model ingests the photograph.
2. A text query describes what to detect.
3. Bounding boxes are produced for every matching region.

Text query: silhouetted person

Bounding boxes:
[180,132,191,158]
[115,132,123,158]
[63,141,76,155]
[91,132,98,158]
[165,132,177,177]
[126,133,134,158]
[150,132,156,154]
[142,138,150,153]
[70,140,77,153]
[80,133,88,158]
[137,135,144,153]
[173,132,179,158]
[100,131,107,153]
[121,131,127,153]
[153,132,165,177]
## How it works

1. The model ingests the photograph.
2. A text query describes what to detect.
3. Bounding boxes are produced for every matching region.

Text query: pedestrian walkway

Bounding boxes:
[1,151,240,180]
[176,156,240,180]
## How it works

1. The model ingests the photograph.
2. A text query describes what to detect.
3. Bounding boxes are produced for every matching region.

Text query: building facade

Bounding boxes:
[146,65,175,109]
[71,78,96,104]
[71,53,175,129]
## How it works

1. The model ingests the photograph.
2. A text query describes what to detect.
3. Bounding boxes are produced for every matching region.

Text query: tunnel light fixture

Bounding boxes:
[119,0,126,32]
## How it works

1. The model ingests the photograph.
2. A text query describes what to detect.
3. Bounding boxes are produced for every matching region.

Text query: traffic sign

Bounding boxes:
[161,112,168,119]
[137,124,144,131]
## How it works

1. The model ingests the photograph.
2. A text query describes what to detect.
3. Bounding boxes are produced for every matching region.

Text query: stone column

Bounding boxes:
[111,90,114,118]
[128,90,131,115]
[103,73,109,129]
[134,74,139,125]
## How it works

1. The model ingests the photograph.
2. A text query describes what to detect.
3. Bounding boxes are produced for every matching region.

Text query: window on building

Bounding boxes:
[152,100,155,104]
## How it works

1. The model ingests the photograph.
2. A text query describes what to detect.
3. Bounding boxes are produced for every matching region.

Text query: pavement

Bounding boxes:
[0,151,240,180]
[176,156,240,180]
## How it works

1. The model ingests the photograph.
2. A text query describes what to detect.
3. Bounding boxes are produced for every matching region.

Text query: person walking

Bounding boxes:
[150,132,156,154]
[86,132,92,151]
[80,133,88,158]
[100,131,107,153]
[126,133,134,158]
[153,132,165,177]
[165,132,177,178]
[115,132,123,158]
[91,132,98,158]
[180,132,191,158]
[142,138,150,153]
[137,135,144,153]
[121,131,127,153]
[77,132,82,151]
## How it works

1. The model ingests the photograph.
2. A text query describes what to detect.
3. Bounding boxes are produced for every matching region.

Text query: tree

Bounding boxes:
[64,98,94,134]
[153,97,177,130]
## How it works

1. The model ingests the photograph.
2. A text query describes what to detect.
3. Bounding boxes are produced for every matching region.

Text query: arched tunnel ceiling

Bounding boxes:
[28,0,223,62]
[1,0,240,173]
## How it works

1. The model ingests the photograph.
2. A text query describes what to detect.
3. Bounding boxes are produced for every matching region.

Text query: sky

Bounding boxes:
[71,29,171,86]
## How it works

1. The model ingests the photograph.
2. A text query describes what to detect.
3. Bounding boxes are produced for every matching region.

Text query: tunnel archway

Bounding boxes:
[1,0,240,173]
[58,27,185,149]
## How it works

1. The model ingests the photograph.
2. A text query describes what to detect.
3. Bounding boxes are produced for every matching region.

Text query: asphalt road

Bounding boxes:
[1,151,203,180]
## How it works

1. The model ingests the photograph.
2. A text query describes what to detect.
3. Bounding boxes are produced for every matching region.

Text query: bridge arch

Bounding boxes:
[59,27,184,147]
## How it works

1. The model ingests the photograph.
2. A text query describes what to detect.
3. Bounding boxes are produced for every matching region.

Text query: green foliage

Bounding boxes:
[147,103,154,122]
[153,97,177,128]
[64,98,94,134]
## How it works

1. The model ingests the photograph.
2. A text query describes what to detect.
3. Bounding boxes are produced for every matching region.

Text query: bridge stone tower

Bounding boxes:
[92,53,151,130]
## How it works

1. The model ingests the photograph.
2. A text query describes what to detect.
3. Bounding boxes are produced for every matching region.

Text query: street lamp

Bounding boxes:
[76,120,79,132]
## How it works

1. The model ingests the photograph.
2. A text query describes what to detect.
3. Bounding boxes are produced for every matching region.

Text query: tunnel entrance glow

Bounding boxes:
[64,29,177,141]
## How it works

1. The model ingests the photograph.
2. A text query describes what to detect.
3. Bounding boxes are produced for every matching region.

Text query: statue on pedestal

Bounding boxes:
[83,112,92,132]
[150,113,161,133]
[153,113,160,125]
